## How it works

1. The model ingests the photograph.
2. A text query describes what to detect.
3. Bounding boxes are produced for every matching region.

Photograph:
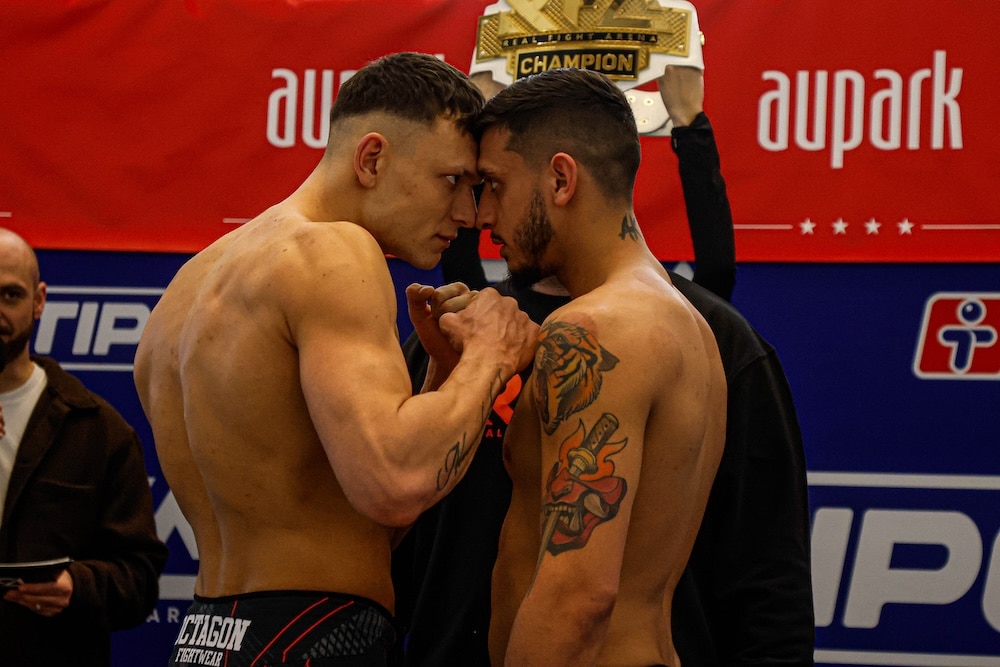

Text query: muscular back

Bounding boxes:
[491,264,726,665]
[134,212,401,608]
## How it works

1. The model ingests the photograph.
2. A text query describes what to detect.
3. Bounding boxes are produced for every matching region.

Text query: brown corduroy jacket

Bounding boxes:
[0,355,168,667]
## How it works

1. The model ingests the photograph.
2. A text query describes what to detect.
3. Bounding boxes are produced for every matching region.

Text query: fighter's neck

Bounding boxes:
[554,230,653,298]
[284,163,363,225]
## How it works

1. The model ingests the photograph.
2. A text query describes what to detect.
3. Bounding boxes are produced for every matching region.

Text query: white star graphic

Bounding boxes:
[800,218,816,235]
[898,218,914,235]
[832,218,848,235]
[864,218,881,235]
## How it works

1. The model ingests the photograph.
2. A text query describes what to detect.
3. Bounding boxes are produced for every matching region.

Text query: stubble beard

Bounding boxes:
[507,189,555,290]
[1,324,33,371]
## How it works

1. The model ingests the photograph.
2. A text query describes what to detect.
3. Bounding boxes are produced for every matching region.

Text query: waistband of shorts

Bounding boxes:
[192,589,393,621]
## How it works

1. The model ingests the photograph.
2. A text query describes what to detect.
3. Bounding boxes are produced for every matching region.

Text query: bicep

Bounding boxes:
[292,245,412,465]
[529,318,648,593]
[301,323,410,448]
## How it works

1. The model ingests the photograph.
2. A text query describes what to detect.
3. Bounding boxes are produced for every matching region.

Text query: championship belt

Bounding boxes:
[469,0,704,136]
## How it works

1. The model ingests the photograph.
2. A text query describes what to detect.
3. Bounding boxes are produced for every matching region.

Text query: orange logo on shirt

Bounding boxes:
[492,374,523,424]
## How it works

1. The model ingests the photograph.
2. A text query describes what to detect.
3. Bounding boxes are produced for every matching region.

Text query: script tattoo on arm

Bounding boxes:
[531,321,627,562]
[436,368,506,490]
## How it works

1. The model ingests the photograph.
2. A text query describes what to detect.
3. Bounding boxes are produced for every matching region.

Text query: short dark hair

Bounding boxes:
[478,68,641,203]
[330,52,484,135]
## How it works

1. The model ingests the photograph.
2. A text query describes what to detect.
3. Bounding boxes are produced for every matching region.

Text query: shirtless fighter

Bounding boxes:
[475,68,727,666]
[133,52,537,666]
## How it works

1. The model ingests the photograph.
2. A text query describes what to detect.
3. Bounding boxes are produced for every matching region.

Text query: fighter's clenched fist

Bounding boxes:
[407,282,538,391]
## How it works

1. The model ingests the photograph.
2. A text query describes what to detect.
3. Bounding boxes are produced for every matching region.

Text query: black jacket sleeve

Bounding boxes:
[671,112,737,301]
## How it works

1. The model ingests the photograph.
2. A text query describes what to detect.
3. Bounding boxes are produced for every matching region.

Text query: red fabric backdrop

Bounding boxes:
[1,0,997,261]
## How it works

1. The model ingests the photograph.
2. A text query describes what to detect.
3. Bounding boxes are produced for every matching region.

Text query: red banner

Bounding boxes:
[1,0,997,261]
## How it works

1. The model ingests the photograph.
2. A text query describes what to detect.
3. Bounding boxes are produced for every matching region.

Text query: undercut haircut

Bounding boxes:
[478,68,641,203]
[329,52,485,135]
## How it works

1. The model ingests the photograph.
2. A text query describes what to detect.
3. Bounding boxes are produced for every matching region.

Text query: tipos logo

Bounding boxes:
[33,287,163,371]
[913,292,1000,379]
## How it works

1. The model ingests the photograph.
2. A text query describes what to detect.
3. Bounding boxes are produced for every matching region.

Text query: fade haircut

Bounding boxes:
[477,68,641,203]
[329,52,485,135]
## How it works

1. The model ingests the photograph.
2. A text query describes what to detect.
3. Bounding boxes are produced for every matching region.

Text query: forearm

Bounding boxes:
[348,352,510,527]
[672,112,736,301]
[420,355,451,393]
[336,287,536,525]
[406,344,509,475]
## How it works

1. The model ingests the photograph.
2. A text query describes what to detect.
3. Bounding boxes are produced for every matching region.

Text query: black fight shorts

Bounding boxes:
[168,590,397,667]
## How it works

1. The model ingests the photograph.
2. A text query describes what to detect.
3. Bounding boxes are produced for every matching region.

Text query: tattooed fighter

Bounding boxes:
[475,68,727,666]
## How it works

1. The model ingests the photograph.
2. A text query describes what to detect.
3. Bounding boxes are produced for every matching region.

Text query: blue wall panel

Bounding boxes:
[30,251,1000,665]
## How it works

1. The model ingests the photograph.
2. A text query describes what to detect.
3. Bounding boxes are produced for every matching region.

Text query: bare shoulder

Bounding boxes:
[290,219,386,268]
[541,276,715,384]
[140,218,391,358]
[549,277,694,342]
[236,217,387,287]
[213,219,392,311]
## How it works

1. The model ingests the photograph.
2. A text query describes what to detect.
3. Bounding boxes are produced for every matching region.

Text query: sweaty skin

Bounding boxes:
[474,99,726,663]
[134,114,537,613]
[490,267,726,666]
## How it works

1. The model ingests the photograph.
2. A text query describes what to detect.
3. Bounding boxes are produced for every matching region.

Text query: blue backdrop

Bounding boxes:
[31,250,1000,666]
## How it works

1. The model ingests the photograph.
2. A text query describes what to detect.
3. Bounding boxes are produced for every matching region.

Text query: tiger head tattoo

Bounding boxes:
[533,320,620,435]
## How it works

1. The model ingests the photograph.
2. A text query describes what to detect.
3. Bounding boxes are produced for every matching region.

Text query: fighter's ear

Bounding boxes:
[548,152,577,207]
[354,132,386,188]
[33,281,47,321]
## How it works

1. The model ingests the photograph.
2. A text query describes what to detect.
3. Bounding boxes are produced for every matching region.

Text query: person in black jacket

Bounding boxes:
[0,227,168,667]
[391,65,815,666]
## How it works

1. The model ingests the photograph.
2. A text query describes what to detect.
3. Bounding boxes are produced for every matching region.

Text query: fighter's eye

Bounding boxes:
[445,174,459,185]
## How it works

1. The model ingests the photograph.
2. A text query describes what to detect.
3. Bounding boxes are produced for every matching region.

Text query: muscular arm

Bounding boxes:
[293,226,536,528]
[406,281,481,393]
[504,315,641,665]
